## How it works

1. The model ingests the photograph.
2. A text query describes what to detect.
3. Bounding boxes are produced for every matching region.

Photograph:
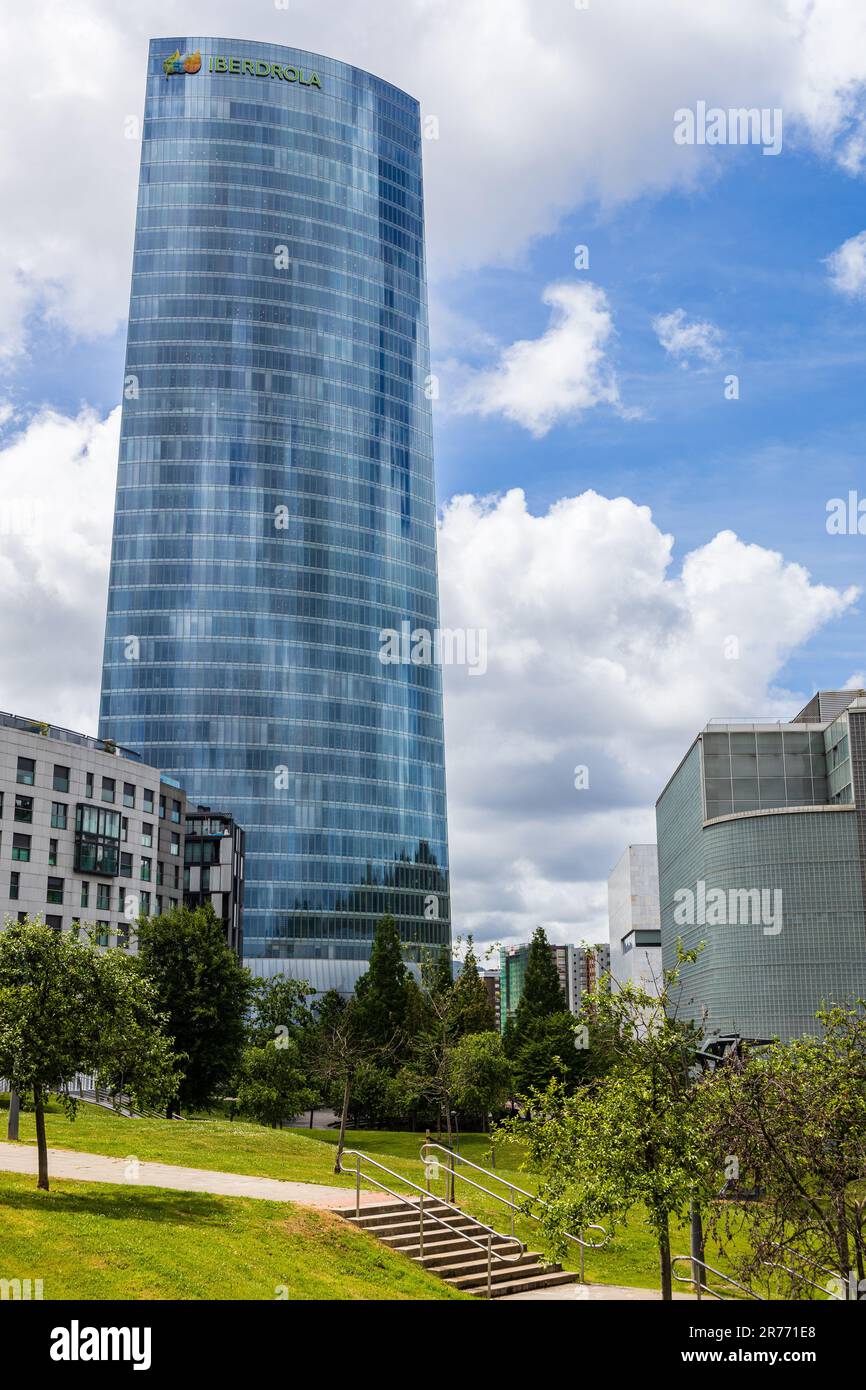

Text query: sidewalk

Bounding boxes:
[0,1141,381,1208]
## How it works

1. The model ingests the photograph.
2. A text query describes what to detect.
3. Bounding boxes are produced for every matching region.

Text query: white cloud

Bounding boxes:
[0,406,119,733]
[2,1,866,357]
[653,308,724,365]
[438,488,859,948]
[454,282,621,436]
[825,230,866,298]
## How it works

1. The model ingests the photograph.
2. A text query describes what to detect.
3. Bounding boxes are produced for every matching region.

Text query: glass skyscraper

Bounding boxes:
[99,37,451,990]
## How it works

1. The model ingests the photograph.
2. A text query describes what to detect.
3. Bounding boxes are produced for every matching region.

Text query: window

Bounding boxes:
[156,860,164,886]
[173,866,180,890]
[45,915,62,932]
[74,804,121,876]
[170,831,180,857]
[12,833,31,862]
[101,777,115,803]
[121,816,128,842]
[159,794,166,819]
[85,772,94,798]
[140,891,151,916]
[47,877,64,905]
[120,851,133,877]
[53,764,70,793]
[171,799,182,824]
[201,866,211,893]
[96,922,110,947]
[16,911,26,923]
[117,924,130,950]
[140,857,152,882]
[14,794,33,823]
[123,782,136,809]
[16,756,35,786]
[141,822,153,848]
[96,883,111,910]
[48,839,58,867]
[80,882,90,908]
[143,789,154,814]
[0,791,4,816]
[9,872,19,900]
[51,801,67,829]
[155,895,163,916]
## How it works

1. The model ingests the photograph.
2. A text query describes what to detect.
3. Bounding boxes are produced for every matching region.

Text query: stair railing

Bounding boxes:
[671,1253,765,1300]
[420,1141,607,1282]
[337,1148,525,1297]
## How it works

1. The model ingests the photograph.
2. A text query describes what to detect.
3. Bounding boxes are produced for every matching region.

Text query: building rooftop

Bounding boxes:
[0,710,142,763]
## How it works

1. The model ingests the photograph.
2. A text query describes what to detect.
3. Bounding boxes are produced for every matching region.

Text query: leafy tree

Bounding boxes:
[513,927,565,1030]
[236,1039,316,1129]
[511,1011,585,1095]
[700,1003,866,1299]
[0,919,179,1189]
[135,904,254,1115]
[505,949,709,1299]
[246,975,314,1048]
[451,1030,513,1131]
[353,915,408,1047]
[311,993,398,1171]
[451,938,495,1036]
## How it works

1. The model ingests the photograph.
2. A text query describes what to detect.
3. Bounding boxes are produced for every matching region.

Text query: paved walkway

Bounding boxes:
[0,1141,381,1209]
[500,1281,695,1300]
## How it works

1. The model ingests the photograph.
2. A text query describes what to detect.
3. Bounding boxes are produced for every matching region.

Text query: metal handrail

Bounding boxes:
[420,1141,607,1281]
[336,1148,525,1296]
[672,1253,765,1301]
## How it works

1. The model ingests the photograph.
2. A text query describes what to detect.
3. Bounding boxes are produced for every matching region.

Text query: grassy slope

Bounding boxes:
[0,1170,467,1300]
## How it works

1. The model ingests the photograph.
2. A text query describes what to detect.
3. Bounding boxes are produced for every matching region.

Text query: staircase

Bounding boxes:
[331,1196,579,1298]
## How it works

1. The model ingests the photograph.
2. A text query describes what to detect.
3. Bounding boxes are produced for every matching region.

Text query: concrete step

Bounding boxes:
[422,1252,545,1280]
[382,1223,493,1250]
[412,1239,520,1269]
[465,1268,579,1298]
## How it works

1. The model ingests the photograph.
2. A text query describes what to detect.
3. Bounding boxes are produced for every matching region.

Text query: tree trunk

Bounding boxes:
[335,1075,351,1174]
[658,1211,672,1300]
[33,1087,49,1192]
[7,1088,20,1141]
[444,1105,455,1201]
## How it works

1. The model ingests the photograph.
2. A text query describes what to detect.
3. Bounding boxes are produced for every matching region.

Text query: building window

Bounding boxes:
[117,924,130,950]
[47,877,64,905]
[173,866,180,890]
[120,851,133,877]
[155,895,163,916]
[53,765,70,793]
[0,791,4,816]
[96,922,110,948]
[85,772,94,799]
[45,915,62,932]
[74,804,121,876]
[16,756,35,786]
[12,833,31,862]
[121,816,128,842]
[101,777,115,803]
[159,794,166,819]
[171,799,181,824]
[9,872,19,900]
[143,789,154,813]
[141,857,152,882]
[140,891,151,916]
[96,883,111,910]
[16,911,27,923]
[170,831,180,857]
[14,794,33,823]
[48,839,58,867]
[123,782,136,809]
[51,801,67,830]
[80,882,89,908]
[201,866,211,893]
[141,822,153,848]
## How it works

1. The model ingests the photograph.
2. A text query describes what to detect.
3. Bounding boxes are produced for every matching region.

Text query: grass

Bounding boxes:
[0,1170,467,1300]
[0,1097,744,1294]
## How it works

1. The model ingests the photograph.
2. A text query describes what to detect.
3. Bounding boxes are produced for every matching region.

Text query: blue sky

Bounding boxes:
[3,0,866,946]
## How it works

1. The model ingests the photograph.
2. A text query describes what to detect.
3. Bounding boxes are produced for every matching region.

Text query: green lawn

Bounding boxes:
[0,1170,467,1300]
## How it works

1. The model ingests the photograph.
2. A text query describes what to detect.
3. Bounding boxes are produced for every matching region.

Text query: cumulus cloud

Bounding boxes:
[438,488,859,948]
[0,406,119,733]
[653,308,724,365]
[2,0,866,357]
[825,230,866,298]
[454,282,621,436]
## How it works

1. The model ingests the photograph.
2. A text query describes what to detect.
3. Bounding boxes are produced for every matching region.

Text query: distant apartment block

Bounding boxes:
[607,845,662,994]
[0,713,243,955]
[499,939,610,1032]
[656,690,866,1041]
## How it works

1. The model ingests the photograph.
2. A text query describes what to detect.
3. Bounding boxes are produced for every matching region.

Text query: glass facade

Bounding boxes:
[99,38,450,986]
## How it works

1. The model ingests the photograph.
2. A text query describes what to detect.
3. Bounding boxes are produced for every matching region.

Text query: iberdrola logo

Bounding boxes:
[163,49,202,78]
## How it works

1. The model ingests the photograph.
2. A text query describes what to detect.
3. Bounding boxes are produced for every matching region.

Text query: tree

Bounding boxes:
[310,993,398,1171]
[506,948,709,1299]
[451,938,495,1036]
[236,1039,316,1129]
[0,919,179,1190]
[135,904,253,1115]
[700,1003,866,1299]
[246,975,314,1048]
[451,1031,513,1132]
[513,927,565,1031]
[353,915,408,1046]
[510,1011,586,1095]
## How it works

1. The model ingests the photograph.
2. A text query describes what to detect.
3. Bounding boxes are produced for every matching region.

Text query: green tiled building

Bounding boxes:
[656,690,866,1041]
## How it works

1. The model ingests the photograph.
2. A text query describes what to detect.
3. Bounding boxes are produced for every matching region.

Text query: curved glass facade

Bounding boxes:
[99,37,450,986]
